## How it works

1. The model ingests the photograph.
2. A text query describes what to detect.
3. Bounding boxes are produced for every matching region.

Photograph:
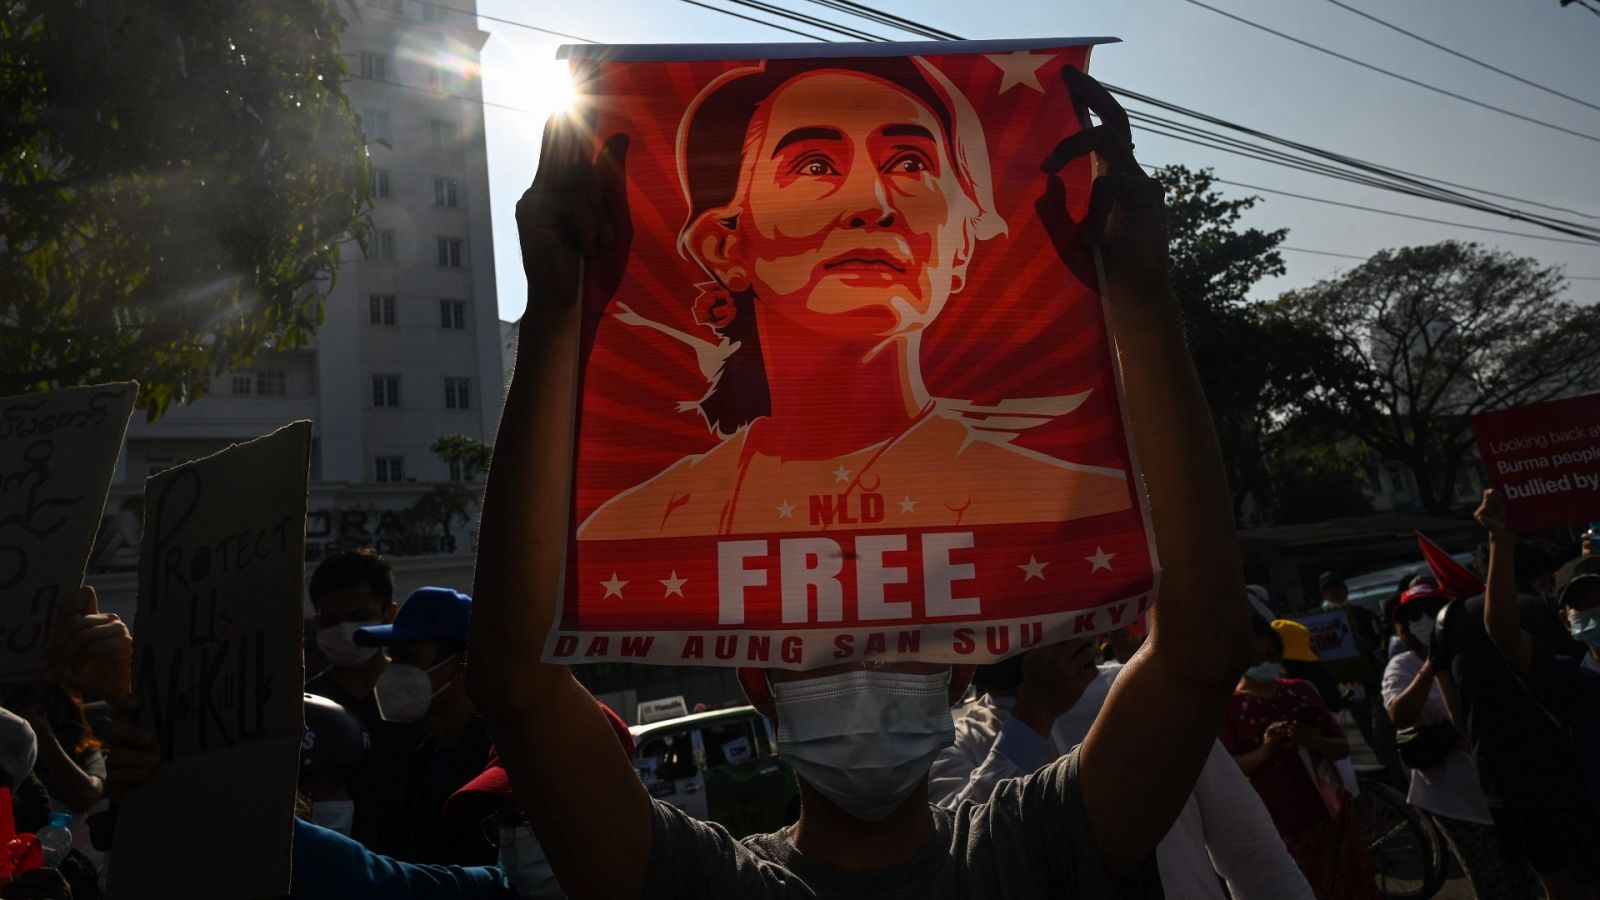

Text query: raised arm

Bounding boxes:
[466,118,652,900]
[1474,489,1532,675]
[1050,70,1251,877]
[1384,656,1435,729]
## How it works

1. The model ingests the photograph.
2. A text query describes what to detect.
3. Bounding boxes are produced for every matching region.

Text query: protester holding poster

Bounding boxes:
[1470,488,1600,894]
[471,40,1250,898]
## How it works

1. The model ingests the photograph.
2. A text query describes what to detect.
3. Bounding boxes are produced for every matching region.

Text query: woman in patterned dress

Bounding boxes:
[1219,616,1376,900]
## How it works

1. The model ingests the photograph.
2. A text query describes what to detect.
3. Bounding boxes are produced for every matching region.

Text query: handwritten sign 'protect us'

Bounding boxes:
[110,421,311,900]
[0,383,137,683]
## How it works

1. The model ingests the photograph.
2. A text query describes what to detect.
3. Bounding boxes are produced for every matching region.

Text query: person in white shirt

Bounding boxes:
[1381,583,1539,899]
[931,636,1313,900]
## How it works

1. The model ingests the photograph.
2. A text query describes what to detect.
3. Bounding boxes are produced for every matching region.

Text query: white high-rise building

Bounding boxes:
[106,0,503,585]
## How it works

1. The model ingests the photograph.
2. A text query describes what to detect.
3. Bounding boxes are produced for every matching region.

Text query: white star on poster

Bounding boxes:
[899,496,918,513]
[1019,555,1049,581]
[660,571,687,598]
[776,500,795,519]
[1086,547,1116,573]
[832,464,852,483]
[601,572,628,598]
[985,51,1051,94]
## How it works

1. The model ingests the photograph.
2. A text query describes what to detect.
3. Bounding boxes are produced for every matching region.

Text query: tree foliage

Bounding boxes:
[0,0,370,416]
[430,434,492,480]
[402,435,494,551]
[1159,165,1371,523]
[1277,241,1600,513]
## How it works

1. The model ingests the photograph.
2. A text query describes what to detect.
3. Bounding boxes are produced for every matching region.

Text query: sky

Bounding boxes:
[473,0,1600,322]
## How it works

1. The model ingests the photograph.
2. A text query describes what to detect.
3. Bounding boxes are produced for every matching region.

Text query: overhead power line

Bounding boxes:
[711,0,1600,242]
[439,1,1600,247]
[1318,0,1600,115]
[412,0,595,43]
[682,0,835,41]
[1175,0,1600,146]
[356,12,1600,279]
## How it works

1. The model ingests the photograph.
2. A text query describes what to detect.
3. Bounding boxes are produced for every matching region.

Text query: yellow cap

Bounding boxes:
[1271,619,1318,662]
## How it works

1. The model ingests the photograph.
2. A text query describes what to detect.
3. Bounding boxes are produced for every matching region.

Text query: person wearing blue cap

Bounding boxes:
[354,586,495,868]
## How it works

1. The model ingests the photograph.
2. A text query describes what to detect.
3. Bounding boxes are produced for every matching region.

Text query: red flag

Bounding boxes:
[1416,531,1484,599]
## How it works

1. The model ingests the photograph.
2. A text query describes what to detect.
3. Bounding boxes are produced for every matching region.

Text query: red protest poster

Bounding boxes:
[547,39,1157,669]
[1472,392,1600,531]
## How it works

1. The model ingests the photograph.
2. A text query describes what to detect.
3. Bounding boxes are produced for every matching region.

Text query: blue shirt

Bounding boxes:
[291,818,511,899]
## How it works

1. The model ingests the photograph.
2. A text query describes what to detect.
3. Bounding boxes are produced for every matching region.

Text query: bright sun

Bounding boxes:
[526,56,579,120]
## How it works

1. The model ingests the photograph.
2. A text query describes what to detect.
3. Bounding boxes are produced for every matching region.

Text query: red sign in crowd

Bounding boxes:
[1472,392,1600,531]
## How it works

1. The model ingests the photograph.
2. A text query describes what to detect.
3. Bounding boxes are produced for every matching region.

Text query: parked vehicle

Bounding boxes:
[1345,553,1475,615]
[631,705,800,837]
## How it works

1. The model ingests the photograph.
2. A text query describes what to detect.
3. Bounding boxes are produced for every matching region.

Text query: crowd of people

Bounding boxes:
[2,69,1598,899]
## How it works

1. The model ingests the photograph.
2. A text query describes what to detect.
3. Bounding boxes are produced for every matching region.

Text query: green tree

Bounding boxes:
[0,0,370,416]
[1158,165,1370,522]
[1278,241,1600,514]
[431,434,493,480]
[402,435,494,552]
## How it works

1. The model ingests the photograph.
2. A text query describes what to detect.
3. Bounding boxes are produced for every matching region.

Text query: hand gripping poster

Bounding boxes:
[546,38,1158,669]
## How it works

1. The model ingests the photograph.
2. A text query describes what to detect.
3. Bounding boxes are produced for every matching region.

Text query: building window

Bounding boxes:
[365,0,403,11]
[372,374,401,408]
[256,370,287,397]
[358,52,389,82]
[369,294,397,325]
[430,118,454,148]
[371,168,391,199]
[433,177,459,208]
[436,237,462,268]
[363,109,391,144]
[440,299,467,329]
[420,1,447,21]
[444,377,472,410]
[375,456,405,483]
[374,230,396,261]
[231,374,252,396]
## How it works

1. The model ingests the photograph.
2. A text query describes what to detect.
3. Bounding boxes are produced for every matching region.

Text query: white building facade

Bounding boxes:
[103,0,503,589]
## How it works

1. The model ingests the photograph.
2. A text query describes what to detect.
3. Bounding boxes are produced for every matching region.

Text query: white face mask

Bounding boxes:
[374,656,454,722]
[311,799,355,835]
[772,669,954,822]
[315,622,379,668]
[499,826,563,898]
[1406,616,1435,643]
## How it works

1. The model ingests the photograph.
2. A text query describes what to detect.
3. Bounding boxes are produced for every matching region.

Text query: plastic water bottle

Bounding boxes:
[39,812,72,867]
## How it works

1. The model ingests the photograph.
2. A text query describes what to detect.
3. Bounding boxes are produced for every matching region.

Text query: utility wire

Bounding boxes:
[682,0,835,41]
[720,0,885,40]
[1208,177,1600,246]
[710,0,1600,240]
[798,0,963,40]
[1175,0,1600,145]
[354,16,1600,277]
[1112,83,1600,239]
[1318,0,1600,115]
[1128,112,1600,239]
[412,0,596,44]
[441,1,1600,246]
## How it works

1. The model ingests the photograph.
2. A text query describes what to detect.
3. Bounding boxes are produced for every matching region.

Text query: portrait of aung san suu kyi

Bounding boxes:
[580,55,1132,541]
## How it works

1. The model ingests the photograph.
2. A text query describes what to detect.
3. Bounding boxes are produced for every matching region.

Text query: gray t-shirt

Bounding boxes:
[643,748,1163,899]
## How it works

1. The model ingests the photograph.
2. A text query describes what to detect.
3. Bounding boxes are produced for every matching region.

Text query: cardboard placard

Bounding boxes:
[0,383,137,682]
[1472,392,1600,531]
[109,422,311,900]
[545,39,1157,669]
